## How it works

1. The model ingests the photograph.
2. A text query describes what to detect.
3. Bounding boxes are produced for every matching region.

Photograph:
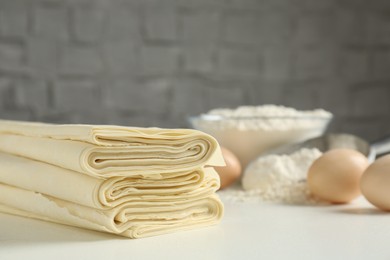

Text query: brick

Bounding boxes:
[263,48,290,80]
[366,12,390,45]
[140,46,179,75]
[258,12,292,45]
[156,115,183,128]
[352,86,390,117]
[144,8,177,41]
[293,13,335,46]
[339,117,385,141]
[339,49,369,81]
[216,48,261,77]
[0,77,10,88]
[170,79,208,120]
[128,114,157,128]
[26,38,57,76]
[337,0,366,9]
[0,42,24,70]
[104,113,131,127]
[292,48,337,80]
[224,0,265,10]
[107,113,149,127]
[59,46,103,76]
[180,11,219,44]
[249,80,285,105]
[0,42,24,63]
[223,14,262,45]
[176,0,224,8]
[102,40,138,75]
[63,0,95,5]
[105,111,172,128]
[34,5,68,41]
[66,111,108,125]
[104,7,140,40]
[223,12,291,46]
[54,80,101,111]
[142,114,172,128]
[384,120,390,138]
[206,86,247,109]
[116,0,176,6]
[335,9,366,45]
[225,0,293,10]
[105,78,171,114]
[141,79,173,115]
[182,47,215,74]
[38,111,73,124]
[372,51,390,80]
[316,81,351,116]
[282,85,319,110]
[0,6,28,37]
[0,109,32,121]
[0,78,12,109]
[72,7,104,43]
[14,78,49,116]
[293,0,336,11]
[368,0,390,9]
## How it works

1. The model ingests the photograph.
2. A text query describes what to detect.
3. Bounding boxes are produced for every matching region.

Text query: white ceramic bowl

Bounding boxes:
[189,114,332,168]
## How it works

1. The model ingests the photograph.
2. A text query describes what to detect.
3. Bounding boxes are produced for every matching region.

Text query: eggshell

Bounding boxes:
[214,147,242,190]
[307,148,369,203]
[361,154,390,211]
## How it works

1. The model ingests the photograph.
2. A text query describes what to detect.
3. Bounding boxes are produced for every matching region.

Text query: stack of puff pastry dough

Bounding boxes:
[0,120,225,238]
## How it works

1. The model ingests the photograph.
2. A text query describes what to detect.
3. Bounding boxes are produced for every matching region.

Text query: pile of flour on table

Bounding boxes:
[218,148,325,204]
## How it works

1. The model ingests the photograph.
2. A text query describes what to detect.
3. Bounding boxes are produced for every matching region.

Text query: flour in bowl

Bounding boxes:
[204,105,332,131]
[191,105,332,167]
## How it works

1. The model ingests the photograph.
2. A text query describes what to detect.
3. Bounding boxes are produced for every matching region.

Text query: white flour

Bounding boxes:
[203,105,332,131]
[219,148,325,204]
[192,105,332,167]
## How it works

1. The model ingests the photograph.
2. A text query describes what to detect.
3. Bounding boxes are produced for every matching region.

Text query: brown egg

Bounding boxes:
[361,154,390,211]
[214,147,242,190]
[307,148,369,203]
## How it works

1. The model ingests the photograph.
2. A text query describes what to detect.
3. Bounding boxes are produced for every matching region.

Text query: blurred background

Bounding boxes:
[0,0,389,141]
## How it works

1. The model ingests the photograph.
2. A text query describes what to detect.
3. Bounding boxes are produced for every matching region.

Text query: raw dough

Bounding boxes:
[0,120,224,178]
[0,120,225,238]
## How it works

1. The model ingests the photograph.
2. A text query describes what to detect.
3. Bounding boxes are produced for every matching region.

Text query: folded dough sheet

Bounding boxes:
[0,120,225,238]
[0,120,224,178]
[0,185,223,238]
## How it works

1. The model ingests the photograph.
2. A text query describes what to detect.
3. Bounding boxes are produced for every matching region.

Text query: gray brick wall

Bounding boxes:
[0,0,389,141]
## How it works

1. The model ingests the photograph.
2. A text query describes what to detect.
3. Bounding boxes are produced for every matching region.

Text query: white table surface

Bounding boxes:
[1,196,389,260]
